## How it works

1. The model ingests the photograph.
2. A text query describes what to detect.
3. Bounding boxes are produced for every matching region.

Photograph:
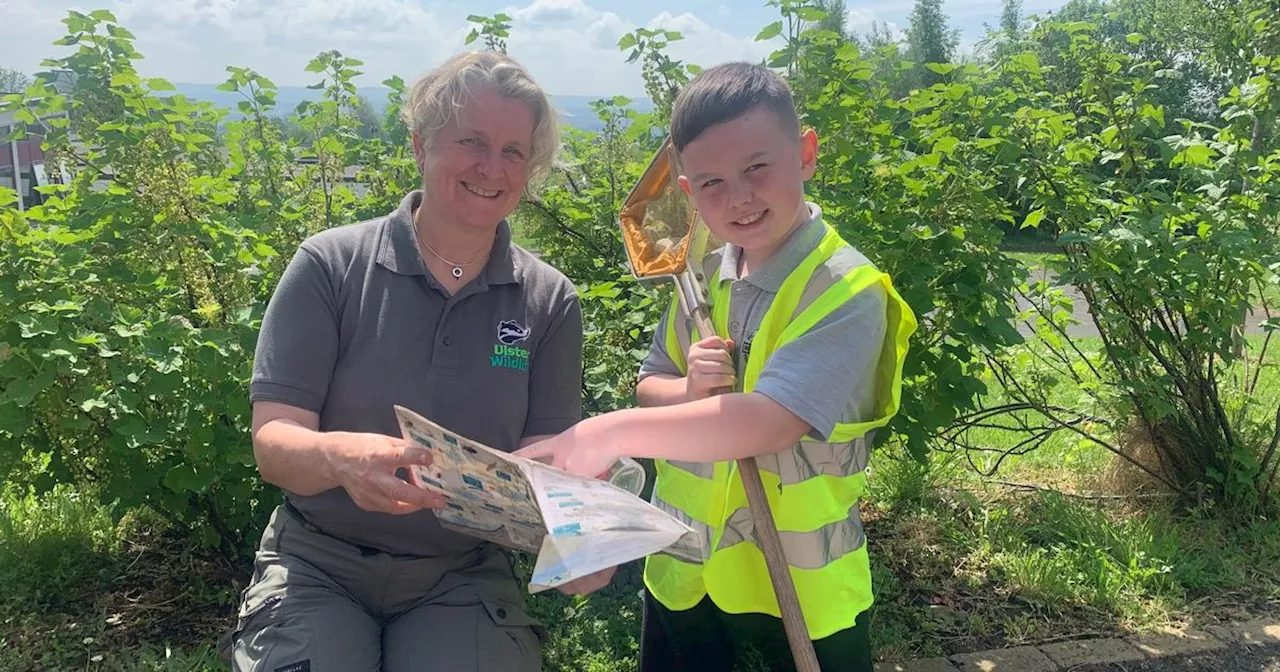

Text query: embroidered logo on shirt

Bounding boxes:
[497,319,531,345]
[491,343,530,371]
[492,320,531,371]
[274,662,310,672]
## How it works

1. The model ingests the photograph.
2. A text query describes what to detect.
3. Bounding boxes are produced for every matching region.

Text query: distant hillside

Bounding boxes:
[171,83,653,133]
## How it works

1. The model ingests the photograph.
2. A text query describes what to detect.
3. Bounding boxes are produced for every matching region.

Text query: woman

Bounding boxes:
[225,50,611,672]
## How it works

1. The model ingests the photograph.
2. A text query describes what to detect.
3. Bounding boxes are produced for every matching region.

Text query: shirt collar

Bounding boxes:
[719,202,826,292]
[377,190,521,285]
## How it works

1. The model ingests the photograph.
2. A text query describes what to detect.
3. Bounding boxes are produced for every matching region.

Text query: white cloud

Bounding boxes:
[1,0,82,77]
[842,6,905,42]
[511,0,593,24]
[846,8,879,30]
[497,2,778,96]
[0,0,464,88]
[1,0,786,97]
[646,11,780,70]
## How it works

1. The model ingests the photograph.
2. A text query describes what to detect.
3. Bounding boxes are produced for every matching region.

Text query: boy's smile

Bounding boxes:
[677,105,818,273]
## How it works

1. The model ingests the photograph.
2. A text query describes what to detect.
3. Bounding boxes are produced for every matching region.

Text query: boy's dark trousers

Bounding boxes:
[639,587,874,672]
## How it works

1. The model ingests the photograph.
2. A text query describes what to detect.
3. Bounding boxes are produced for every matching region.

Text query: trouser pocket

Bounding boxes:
[221,506,297,670]
[476,595,544,672]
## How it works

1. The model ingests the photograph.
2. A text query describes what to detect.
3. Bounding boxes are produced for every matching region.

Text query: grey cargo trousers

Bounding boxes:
[222,504,543,672]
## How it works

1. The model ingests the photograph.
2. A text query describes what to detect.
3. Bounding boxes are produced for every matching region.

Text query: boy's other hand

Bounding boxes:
[686,336,736,401]
[514,424,619,481]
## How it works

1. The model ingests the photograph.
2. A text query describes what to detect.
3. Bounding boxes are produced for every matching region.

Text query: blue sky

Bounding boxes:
[2,0,1069,97]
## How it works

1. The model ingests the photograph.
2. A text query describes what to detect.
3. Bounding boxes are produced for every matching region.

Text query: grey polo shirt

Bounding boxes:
[250,190,583,557]
[638,204,887,441]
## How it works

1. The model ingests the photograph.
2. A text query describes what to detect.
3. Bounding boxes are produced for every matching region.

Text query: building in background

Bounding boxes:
[1,72,75,211]
[0,112,51,211]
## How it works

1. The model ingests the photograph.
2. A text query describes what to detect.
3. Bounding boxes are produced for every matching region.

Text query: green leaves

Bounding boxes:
[756,21,784,41]
[1172,143,1214,168]
[0,0,1272,561]
[465,13,513,52]
[796,7,828,21]
[1021,209,1047,230]
[934,135,960,156]
[163,464,217,494]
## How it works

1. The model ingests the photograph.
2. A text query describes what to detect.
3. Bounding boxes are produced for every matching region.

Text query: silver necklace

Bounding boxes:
[418,235,486,280]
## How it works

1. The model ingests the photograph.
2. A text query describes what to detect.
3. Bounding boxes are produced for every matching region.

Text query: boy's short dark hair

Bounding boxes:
[670,62,801,152]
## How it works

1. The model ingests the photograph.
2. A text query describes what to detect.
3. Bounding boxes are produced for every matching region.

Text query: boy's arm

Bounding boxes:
[573,392,811,463]
[636,375,687,407]
[636,294,689,408]
[519,285,888,474]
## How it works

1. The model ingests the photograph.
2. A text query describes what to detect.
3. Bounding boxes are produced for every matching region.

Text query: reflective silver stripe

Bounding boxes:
[664,459,715,479]
[656,531,708,564]
[673,305,692,373]
[672,249,723,371]
[752,437,868,486]
[715,503,867,570]
[652,494,714,563]
[793,246,872,320]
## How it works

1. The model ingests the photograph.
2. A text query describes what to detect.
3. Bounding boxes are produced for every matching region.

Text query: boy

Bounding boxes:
[517,62,916,671]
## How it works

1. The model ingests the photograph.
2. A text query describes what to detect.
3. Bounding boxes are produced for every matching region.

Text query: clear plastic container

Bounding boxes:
[605,457,646,497]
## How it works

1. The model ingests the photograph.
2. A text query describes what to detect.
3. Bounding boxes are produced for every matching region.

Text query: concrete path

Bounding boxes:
[876,617,1280,671]
[1014,267,1271,338]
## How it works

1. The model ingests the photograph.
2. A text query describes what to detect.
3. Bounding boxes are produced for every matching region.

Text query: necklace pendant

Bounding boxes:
[451,266,463,279]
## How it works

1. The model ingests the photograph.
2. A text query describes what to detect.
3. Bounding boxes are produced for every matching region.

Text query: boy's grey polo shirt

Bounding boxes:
[639,204,887,440]
[251,190,583,557]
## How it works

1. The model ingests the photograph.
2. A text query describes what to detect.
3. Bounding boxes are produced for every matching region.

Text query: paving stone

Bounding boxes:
[1125,627,1225,658]
[875,658,960,672]
[1039,638,1146,667]
[1206,618,1280,646]
[950,646,1057,671]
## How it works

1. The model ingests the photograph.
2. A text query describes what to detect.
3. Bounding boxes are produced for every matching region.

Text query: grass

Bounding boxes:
[862,333,1280,662]
[0,486,232,671]
[863,460,1280,661]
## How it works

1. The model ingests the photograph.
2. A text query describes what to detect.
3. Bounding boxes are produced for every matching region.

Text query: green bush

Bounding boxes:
[2,1,1277,559]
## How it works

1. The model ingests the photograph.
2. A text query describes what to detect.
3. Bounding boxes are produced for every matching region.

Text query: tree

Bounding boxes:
[815,0,850,41]
[905,0,961,87]
[1000,0,1023,37]
[269,114,308,144]
[864,21,900,50]
[0,66,31,94]
[353,95,384,141]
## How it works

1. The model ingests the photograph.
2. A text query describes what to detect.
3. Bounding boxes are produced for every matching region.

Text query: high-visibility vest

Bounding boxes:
[642,223,917,641]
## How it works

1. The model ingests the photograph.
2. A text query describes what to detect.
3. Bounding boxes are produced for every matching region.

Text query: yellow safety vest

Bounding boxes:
[642,223,917,640]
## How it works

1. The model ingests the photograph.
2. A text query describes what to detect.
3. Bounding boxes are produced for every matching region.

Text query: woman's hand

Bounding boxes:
[556,566,617,596]
[324,432,448,515]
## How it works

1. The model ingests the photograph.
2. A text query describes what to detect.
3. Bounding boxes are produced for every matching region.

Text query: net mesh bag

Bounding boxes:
[618,139,720,279]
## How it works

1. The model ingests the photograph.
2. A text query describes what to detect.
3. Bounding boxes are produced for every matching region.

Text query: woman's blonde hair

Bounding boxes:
[402,50,559,186]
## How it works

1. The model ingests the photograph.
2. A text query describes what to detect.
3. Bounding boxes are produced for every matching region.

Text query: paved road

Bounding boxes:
[1014,267,1270,338]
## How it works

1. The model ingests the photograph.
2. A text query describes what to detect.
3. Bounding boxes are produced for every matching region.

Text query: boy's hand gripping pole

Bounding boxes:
[676,266,822,672]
